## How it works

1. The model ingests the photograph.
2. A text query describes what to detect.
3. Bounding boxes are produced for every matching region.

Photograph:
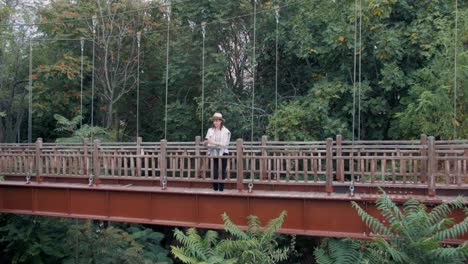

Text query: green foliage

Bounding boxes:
[171,228,237,264]
[63,221,172,264]
[351,191,468,264]
[54,114,81,134]
[267,81,351,141]
[314,238,381,264]
[0,214,71,264]
[54,114,111,142]
[171,211,291,264]
[221,211,290,264]
[0,215,171,264]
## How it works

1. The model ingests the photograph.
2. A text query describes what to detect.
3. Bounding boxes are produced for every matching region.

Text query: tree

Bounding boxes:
[0,1,34,143]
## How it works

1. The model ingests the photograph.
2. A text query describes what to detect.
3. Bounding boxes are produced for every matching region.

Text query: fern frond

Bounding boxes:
[222,213,249,240]
[372,237,407,263]
[247,214,261,234]
[403,198,422,215]
[431,243,468,264]
[376,192,403,227]
[314,247,334,264]
[263,210,287,236]
[352,201,391,236]
[171,246,199,264]
[435,217,468,240]
[428,196,465,226]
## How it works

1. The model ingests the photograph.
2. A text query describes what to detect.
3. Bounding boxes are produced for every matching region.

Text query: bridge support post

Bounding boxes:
[35,138,43,183]
[336,135,344,182]
[427,136,436,196]
[92,140,101,185]
[195,136,201,178]
[420,134,427,183]
[236,139,244,192]
[325,138,334,193]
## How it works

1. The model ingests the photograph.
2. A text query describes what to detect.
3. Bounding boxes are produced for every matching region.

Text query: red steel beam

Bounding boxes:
[5,174,467,197]
[0,181,466,243]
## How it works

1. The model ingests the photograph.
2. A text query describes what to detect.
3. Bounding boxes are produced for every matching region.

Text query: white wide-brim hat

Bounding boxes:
[210,112,224,121]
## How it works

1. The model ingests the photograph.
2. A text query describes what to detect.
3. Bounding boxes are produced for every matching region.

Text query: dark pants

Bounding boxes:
[213,153,228,191]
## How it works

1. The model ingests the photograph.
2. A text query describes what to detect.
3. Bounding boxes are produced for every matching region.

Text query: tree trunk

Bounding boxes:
[106,100,114,128]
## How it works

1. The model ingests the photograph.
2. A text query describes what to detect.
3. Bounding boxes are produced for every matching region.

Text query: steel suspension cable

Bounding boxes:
[249,0,257,192]
[274,5,280,140]
[352,0,358,144]
[136,32,141,138]
[453,0,458,139]
[164,3,171,140]
[91,16,96,127]
[358,0,362,140]
[28,38,33,143]
[80,37,84,128]
[201,22,207,138]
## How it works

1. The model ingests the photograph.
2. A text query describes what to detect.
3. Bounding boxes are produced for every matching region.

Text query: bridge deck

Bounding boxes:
[0,180,466,243]
[0,136,467,243]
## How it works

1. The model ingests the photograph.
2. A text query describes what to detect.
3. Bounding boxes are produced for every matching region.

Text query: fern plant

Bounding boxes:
[54,114,82,134]
[314,238,382,264]
[351,191,468,264]
[221,211,290,264]
[171,228,237,264]
[171,211,291,264]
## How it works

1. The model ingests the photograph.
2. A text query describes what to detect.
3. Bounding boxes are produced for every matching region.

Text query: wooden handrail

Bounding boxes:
[0,135,466,195]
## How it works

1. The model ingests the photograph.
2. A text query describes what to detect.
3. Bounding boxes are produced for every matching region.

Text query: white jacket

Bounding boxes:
[205,126,231,156]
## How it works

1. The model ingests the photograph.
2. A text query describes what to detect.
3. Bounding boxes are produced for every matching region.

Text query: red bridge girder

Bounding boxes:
[0,181,466,244]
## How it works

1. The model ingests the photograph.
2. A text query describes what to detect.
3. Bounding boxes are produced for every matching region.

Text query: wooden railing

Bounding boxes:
[0,135,467,195]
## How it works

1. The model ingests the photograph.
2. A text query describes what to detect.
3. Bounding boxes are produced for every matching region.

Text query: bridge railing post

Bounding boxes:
[136,137,142,177]
[336,135,344,182]
[92,140,101,185]
[160,139,167,189]
[325,138,334,193]
[35,138,43,183]
[83,138,89,176]
[261,135,268,180]
[195,136,201,178]
[236,138,244,191]
[427,136,436,196]
[420,134,427,183]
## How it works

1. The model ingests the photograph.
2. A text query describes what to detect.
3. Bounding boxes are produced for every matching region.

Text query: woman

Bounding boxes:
[204,112,231,191]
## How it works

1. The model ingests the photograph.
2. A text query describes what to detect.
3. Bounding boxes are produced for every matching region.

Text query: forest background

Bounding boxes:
[0,0,466,144]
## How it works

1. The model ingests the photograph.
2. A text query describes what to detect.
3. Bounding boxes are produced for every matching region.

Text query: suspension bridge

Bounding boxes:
[0,135,466,243]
